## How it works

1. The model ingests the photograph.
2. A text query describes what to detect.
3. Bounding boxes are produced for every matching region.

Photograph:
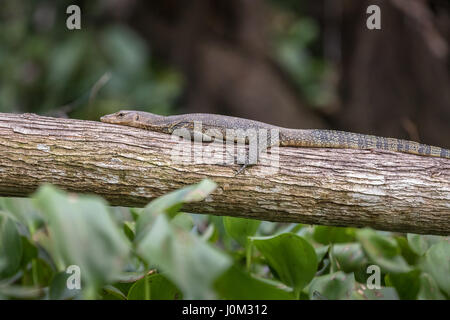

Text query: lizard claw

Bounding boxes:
[234,162,258,176]
[234,164,248,176]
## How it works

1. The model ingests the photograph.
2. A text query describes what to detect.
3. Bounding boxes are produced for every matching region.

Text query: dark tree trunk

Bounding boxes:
[337,0,450,148]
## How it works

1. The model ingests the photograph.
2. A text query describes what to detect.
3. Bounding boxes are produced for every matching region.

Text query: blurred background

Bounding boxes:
[0,0,449,148]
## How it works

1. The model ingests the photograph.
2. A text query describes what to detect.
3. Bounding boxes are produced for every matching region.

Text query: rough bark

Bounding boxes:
[0,113,448,235]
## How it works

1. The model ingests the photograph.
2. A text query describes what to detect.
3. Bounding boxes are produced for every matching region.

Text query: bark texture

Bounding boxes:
[0,113,449,235]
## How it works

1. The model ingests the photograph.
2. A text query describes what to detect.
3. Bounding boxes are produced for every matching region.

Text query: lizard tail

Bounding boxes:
[281,129,450,159]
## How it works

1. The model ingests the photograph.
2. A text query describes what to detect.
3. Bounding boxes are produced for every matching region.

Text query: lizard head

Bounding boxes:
[100,110,166,130]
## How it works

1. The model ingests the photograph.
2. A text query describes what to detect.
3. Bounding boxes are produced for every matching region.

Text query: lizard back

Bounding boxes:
[100,111,450,159]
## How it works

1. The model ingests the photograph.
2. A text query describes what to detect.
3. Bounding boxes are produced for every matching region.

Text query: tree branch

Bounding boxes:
[0,112,448,235]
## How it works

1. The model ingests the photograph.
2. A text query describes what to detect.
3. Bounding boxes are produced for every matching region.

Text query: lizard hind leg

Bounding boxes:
[229,134,277,176]
[232,145,272,176]
[222,146,258,176]
[223,149,256,176]
[233,137,281,175]
[234,162,258,176]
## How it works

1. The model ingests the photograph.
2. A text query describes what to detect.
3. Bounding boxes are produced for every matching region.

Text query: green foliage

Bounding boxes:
[270,14,337,107]
[127,274,182,300]
[330,243,367,273]
[251,233,317,298]
[313,226,355,244]
[224,216,261,248]
[417,273,446,300]
[33,185,131,292]
[214,265,294,299]
[0,0,183,117]
[385,269,421,300]
[0,181,448,300]
[0,213,23,279]
[356,229,412,273]
[420,242,450,296]
[137,214,231,299]
[308,272,355,300]
[0,0,337,118]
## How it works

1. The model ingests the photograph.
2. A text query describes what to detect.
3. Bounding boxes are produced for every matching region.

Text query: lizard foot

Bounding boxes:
[226,148,262,176]
[234,163,248,176]
[234,162,258,176]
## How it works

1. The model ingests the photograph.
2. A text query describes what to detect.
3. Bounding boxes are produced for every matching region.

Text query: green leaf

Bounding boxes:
[22,258,53,287]
[123,221,135,242]
[331,243,367,273]
[313,226,355,244]
[33,184,130,288]
[102,285,127,300]
[407,234,444,256]
[171,213,194,231]
[129,208,142,221]
[0,285,45,299]
[49,271,82,300]
[417,272,446,300]
[308,272,355,300]
[421,241,450,296]
[110,271,152,297]
[407,234,429,256]
[20,236,38,268]
[135,179,217,237]
[0,213,23,279]
[214,265,294,300]
[385,269,421,300]
[351,283,398,300]
[395,236,418,265]
[356,229,411,273]
[136,214,231,299]
[223,216,260,248]
[127,274,182,300]
[251,233,317,296]
[315,245,329,263]
[0,198,43,231]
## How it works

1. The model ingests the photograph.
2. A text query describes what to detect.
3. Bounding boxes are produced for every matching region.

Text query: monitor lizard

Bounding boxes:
[100,110,450,172]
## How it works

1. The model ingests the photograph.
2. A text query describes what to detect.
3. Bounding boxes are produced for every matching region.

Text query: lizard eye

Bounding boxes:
[118,112,124,117]
[135,115,139,121]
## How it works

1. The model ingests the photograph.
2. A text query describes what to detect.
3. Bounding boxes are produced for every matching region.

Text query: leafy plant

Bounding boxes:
[0,180,448,300]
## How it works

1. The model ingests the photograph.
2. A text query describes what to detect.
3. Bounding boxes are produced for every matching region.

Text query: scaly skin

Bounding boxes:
[100,110,450,159]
